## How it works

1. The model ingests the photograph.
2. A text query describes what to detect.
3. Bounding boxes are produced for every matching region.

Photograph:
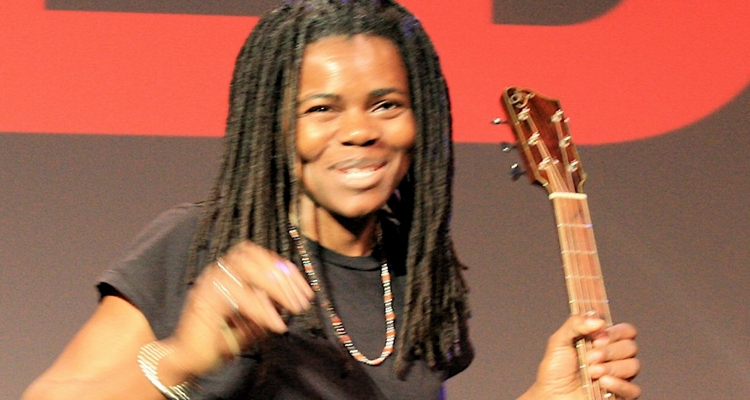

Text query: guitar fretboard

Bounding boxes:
[551,192,614,400]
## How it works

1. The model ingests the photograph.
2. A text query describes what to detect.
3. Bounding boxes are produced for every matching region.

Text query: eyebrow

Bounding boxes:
[296,93,340,105]
[369,87,408,98]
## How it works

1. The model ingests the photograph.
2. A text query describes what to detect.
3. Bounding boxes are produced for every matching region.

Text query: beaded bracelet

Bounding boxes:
[137,341,195,400]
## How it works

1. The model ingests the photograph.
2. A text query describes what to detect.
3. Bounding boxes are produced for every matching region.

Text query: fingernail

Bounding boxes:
[585,310,597,318]
[274,316,289,332]
[277,260,291,275]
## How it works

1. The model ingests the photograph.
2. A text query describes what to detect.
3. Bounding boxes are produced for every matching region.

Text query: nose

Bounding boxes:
[338,110,380,146]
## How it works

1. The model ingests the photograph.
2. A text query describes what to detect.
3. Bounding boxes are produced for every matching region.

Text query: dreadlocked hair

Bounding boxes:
[187,0,471,376]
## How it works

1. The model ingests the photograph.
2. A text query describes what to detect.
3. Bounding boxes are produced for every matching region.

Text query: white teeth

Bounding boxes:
[343,168,375,178]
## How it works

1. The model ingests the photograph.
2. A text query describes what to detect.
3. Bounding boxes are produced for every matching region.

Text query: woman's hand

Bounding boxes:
[521,315,641,400]
[22,240,315,400]
[166,240,315,377]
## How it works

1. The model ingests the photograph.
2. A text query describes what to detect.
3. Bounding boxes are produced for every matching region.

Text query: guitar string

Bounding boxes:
[550,112,607,400]
[564,142,605,400]
[573,196,603,400]
[550,113,593,323]
[558,195,599,400]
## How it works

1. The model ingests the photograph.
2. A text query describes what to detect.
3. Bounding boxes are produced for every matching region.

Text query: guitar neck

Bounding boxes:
[551,192,612,321]
[550,192,615,400]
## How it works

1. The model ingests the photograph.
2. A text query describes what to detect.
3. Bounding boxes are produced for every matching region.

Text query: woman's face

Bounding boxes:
[295,34,415,221]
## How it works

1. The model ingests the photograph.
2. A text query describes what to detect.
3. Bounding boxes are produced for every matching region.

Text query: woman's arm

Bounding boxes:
[22,296,181,400]
[24,240,314,400]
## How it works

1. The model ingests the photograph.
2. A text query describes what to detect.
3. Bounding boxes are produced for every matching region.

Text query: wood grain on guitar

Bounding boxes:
[500,87,616,400]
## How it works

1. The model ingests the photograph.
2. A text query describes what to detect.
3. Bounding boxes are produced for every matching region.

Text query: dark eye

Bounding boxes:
[306,105,331,113]
[298,105,332,117]
[375,100,400,111]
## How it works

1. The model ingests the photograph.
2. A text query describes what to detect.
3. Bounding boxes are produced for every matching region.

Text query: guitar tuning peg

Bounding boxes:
[491,118,507,125]
[500,142,516,153]
[510,163,525,181]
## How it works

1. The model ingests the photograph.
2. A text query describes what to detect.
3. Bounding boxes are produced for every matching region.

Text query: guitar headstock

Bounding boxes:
[501,87,586,195]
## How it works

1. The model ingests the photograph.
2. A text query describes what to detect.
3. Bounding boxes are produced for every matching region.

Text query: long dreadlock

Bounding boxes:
[187,0,471,376]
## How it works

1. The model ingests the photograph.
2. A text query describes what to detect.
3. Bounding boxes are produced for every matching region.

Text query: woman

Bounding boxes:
[23,0,640,399]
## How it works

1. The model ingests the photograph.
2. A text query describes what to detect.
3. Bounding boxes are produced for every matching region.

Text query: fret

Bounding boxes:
[557,222,593,228]
[549,192,587,200]
[560,249,597,255]
[565,274,603,280]
[568,299,610,305]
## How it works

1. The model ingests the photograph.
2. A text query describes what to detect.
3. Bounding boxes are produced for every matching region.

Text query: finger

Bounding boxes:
[593,322,638,346]
[169,276,248,374]
[212,260,266,335]
[598,374,643,400]
[588,337,638,365]
[221,308,269,358]
[588,358,641,381]
[218,320,242,358]
[210,277,258,356]
[209,271,286,337]
[251,260,310,314]
[216,258,244,288]
[192,273,241,326]
[262,259,313,313]
[285,259,315,302]
[548,314,606,349]
[233,284,288,333]
[213,279,240,315]
[227,310,266,346]
[224,242,312,313]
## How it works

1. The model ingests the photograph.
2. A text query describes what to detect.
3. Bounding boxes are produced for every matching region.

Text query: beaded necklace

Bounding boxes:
[288,224,396,366]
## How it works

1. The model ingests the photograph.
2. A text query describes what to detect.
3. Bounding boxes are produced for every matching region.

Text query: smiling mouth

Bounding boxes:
[332,158,385,172]
[331,159,386,186]
[340,165,380,178]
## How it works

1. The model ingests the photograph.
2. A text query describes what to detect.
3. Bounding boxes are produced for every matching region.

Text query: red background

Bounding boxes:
[2,0,748,143]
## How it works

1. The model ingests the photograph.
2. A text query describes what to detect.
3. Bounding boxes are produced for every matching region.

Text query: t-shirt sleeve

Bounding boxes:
[97,203,204,340]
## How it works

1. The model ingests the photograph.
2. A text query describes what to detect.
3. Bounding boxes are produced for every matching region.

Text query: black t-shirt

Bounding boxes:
[99,203,470,399]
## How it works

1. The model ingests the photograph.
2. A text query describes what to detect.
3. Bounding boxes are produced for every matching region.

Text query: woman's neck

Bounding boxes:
[295,197,378,257]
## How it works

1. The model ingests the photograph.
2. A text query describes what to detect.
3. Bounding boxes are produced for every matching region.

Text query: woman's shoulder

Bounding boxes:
[147,202,205,232]
[126,202,206,249]
[99,202,208,338]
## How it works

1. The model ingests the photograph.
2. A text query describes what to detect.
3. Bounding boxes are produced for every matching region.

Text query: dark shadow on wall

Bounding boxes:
[46,0,279,16]
[45,0,622,23]
[494,0,622,25]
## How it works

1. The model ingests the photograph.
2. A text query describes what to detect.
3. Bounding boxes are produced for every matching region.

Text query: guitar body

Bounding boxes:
[501,87,616,400]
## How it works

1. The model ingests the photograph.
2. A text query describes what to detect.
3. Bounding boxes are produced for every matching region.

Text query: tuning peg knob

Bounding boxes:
[510,163,525,181]
[491,118,507,125]
[500,142,516,153]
